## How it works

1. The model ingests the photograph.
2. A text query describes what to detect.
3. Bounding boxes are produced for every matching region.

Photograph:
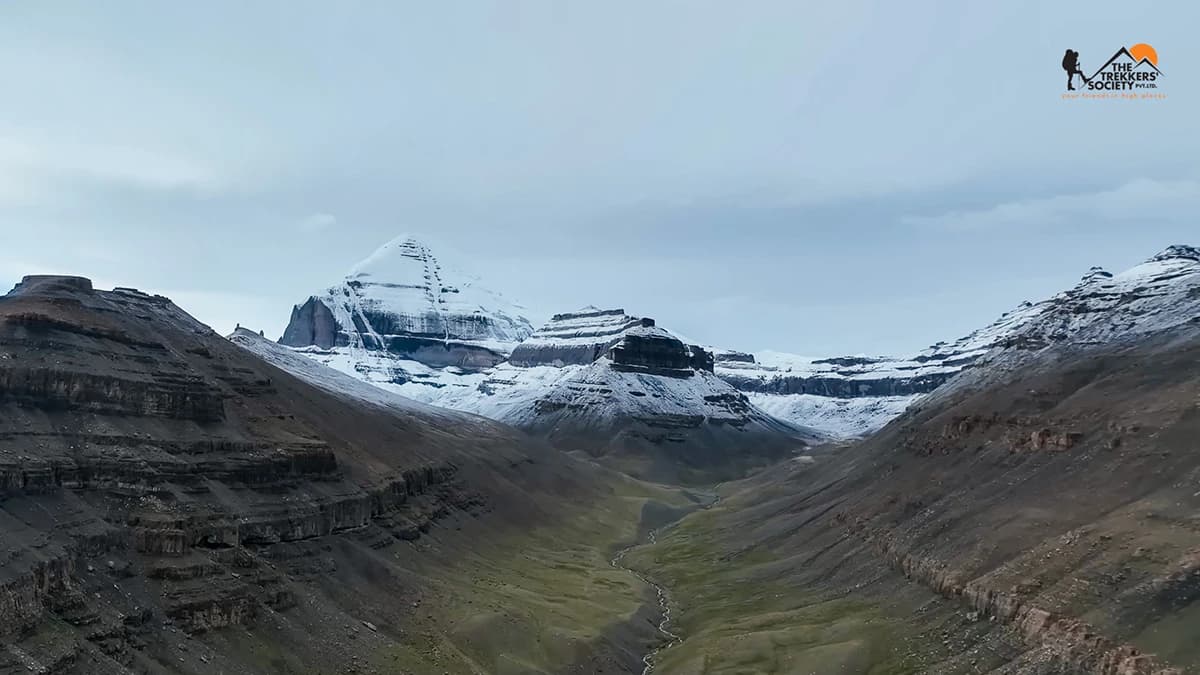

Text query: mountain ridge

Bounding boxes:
[710,244,1200,436]
[271,237,1199,456]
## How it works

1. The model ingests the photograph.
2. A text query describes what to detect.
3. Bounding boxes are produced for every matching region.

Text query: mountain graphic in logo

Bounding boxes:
[1064,43,1163,93]
[1089,46,1162,78]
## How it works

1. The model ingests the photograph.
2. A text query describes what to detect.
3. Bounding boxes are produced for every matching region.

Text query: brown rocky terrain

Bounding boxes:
[626,314,1200,672]
[0,275,694,674]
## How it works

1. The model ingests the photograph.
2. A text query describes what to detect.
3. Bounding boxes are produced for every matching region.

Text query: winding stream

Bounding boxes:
[610,528,681,674]
[609,489,723,674]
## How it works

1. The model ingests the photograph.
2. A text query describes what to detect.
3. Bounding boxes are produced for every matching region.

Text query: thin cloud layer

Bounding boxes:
[901,179,1200,231]
[298,213,338,233]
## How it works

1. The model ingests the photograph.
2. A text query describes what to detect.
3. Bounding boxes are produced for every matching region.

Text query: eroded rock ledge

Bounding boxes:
[837,517,1183,675]
[0,276,496,669]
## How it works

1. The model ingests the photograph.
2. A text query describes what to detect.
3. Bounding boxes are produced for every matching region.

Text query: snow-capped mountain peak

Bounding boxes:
[267,239,1199,446]
[716,244,1200,438]
[280,234,533,368]
[987,243,1200,353]
[1147,244,1200,263]
[342,233,530,345]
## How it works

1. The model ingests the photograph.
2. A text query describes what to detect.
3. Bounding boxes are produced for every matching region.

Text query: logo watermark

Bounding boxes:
[1062,43,1164,100]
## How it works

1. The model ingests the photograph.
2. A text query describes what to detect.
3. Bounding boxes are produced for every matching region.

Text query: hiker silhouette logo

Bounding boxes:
[1062,43,1162,93]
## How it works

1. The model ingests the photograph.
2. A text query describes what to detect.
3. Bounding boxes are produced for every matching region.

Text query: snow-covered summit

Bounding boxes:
[721,244,1200,438]
[1147,244,1200,263]
[978,244,1200,354]
[342,235,529,341]
[923,245,1200,401]
[279,235,534,370]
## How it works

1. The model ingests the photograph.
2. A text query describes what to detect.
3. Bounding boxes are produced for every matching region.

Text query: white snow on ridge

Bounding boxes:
[452,362,582,423]
[228,328,486,426]
[343,234,533,347]
[282,235,534,358]
[714,245,1200,438]
[954,245,1200,381]
[748,393,921,439]
[265,297,816,443]
[459,360,787,432]
[511,308,644,350]
[719,350,963,382]
[272,235,541,417]
[286,344,494,409]
[257,240,1199,445]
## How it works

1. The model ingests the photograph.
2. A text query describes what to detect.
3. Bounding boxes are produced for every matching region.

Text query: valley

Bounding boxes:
[618,251,1200,673]
[0,276,704,674]
[3,243,1200,674]
[3,6,1195,673]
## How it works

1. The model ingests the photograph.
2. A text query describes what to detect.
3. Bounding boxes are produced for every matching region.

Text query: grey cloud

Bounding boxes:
[298,213,338,233]
[901,179,1200,231]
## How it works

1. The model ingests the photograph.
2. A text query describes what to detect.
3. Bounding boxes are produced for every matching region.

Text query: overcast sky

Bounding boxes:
[2,2,1197,356]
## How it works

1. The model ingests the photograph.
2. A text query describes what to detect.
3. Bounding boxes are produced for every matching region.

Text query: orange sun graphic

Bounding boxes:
[1129,43,1158,66]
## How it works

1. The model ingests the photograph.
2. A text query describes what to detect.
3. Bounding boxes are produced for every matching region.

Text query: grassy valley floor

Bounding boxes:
[392,473,703,674]
[620,474,1031,675]
[188,467,708,675]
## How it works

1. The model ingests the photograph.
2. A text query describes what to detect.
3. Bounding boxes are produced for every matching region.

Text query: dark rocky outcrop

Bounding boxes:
[688,344,714,373]
[508,308,715,377]
[508,307,651,367]
[608,327,699,378]
[279,296,339,349]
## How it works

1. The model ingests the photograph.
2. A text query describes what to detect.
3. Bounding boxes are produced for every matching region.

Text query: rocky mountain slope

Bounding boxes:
[940,244,1200,389]
[0,275,692,674]
[717,245,1200,438]
[451,308,816,484]
[282,302,814,485]
[623,244,1200,674]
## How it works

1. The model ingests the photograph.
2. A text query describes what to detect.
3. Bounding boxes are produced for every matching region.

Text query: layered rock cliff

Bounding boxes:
[0,274,601,673]
[508,307,651,367]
